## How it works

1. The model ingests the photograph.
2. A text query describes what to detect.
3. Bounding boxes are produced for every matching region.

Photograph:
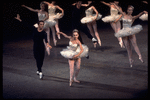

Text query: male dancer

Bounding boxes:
[15,14,52,79]
[72,1,97,47]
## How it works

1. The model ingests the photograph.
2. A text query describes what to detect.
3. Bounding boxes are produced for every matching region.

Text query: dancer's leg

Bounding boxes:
[129,35,143,63]
[92,21,101,46]
[116,21,124,48]
[87,23,97,48]
[74,58,81,83]
[122,37,133,67]
[44,28,50,55]
[51,26,57,46]
[55,19,61,39]
[68,59,75,86]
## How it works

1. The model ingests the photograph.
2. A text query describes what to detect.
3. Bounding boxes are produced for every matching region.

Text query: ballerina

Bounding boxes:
[22,2,51,55]
[114,4,147,67]
[72,1,98,48]
[81,1,102,47]
[101,1,124,48]
[57,29,89,86]
[44,1,64,43]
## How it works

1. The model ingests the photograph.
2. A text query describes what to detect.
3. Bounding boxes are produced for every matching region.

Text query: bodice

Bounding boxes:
[110,7,119,16]
[38,13,46,21]
[85,7,93,17]
[122,18,133,28]
[48,6,56,16]
[68,41,78,51]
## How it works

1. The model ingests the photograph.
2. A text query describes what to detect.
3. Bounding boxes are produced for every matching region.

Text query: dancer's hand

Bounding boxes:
[47,43,52,49]
[72,55,78,59]
[15,14,22,22]
[144,11,148,14]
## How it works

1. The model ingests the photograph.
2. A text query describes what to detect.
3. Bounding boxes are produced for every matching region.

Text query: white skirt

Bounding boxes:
[115,25,143,38]
[60,44,89,59]
[81,14,102,24]
[102,14,121,23]
[44,19,56,28]
[139,14,148,21]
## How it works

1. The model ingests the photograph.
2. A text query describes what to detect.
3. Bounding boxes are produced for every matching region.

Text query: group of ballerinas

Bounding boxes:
[19,1,148,86]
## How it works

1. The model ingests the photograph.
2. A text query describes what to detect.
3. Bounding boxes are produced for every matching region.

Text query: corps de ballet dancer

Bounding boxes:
[72,1,98,48]
[81,1,102,47]
[44,1,64,46]
[139,1,148,21]
[114,4,147,67]
[15,14,52,79]
[22,2,51,55]
[101,1,125,48]
[57,29,89,87]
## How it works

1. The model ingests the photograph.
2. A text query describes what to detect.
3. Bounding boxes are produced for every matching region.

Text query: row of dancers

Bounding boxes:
[14,1,148,86]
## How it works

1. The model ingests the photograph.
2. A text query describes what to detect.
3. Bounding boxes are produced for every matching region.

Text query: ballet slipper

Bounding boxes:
[69,80,73,87]
[129,59,134,67]
[139,56,144,63]
[73,78,80,83]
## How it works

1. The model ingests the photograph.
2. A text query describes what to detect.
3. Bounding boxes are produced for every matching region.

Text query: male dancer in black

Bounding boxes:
[15,14,52,79]
[71,1,98,47]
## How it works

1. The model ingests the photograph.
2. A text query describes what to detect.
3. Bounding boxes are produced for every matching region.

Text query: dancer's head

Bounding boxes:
[38,21,44,30]
[40,2,46,11]
[127,5,134,15]
[76,1,82,7]
[51,1,56,5]
[72,29,79,40]
[114,1,119,5]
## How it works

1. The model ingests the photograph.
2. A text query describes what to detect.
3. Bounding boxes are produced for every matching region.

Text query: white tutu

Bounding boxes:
[60,42,89,59]
[102,7,121,23]
[44,19,56,28]
[139,14,148,21]
[53,13,64,20]
[102,14,121,23]
[81,14,102,24]
[115,25,143,38]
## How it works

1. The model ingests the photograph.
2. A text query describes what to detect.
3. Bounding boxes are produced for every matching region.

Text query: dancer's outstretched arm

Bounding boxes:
[57,32,72,39]
[132,11,148,20]
[22,5,39,13]
[100,1,111,7]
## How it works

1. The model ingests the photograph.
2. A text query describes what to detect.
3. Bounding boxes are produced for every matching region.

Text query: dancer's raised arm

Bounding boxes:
[100,1,111,7]
[57,32,72,39]
[22,5,39,13]
[132,11,148,20]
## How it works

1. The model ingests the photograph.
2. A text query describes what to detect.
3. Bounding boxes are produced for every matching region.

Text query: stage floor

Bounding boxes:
[3,24,148,99]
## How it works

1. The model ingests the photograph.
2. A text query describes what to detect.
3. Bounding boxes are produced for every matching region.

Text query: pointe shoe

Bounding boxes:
[57,34,61,39]
[69,80,73,87]
[119,42,125,48]
[73,78,80,83]
[139,56,144,63]
[98,40,102,46]
[129,59,134,68]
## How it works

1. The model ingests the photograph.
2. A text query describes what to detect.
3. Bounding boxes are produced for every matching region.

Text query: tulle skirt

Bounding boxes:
[115,25,143,38]
[81,14,102,24]
[102,15,121,23]
[60,44,89,59]
[44,19,56,28]
[139,14,148,21]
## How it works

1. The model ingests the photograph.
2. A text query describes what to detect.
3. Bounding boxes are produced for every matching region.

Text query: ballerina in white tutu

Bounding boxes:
[44,1,64,41]
[101,1,124,48]
[114,4,147,67]
[22,2,51,55]
[81,1,102,47]
[57,29,89,87]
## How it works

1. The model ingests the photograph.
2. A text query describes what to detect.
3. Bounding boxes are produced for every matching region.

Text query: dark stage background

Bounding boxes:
[3,0,148,41]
